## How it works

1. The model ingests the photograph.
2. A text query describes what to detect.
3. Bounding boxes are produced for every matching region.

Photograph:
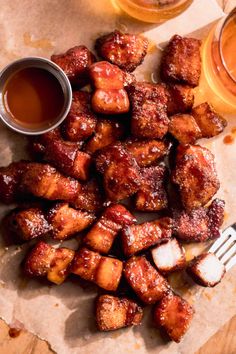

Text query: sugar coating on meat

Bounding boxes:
[168,113,202,144]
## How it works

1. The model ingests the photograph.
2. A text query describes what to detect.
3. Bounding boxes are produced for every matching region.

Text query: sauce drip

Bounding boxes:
[3,67,64,128]
[223,135,234,145]
[8,327,22,338]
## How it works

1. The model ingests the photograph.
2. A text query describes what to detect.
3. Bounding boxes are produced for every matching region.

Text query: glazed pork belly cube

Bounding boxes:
[135,165,168,211]
[173,198,225,242]
[171,145,220,210]
[24,241,75,284]
[122,217,172,257]
[165,84,194,115]
[187,252,225,287]
[46,202,95,240]
[51,45,95,86]
[95,30,148,72]
[129,82,169,139]
[29,128,62,159]
[151,238,186,274]
[70,247,123,291]
[74,178,104,213]
[96,295,143,331]
[168,114,202,144]
[62,91,97,142]
[161,35,201,87]
[95,143,141,201]
[84,119,125,154]
[153,291,194,342]
[192,102,227,138]
[125,139,171,168]
[83,204,136,254]
[124,256,169,304]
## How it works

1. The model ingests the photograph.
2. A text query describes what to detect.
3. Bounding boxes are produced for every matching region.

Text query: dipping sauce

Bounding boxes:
[3,67,65,128]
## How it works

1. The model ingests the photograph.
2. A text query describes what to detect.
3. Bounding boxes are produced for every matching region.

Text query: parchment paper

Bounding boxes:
[0,1,235,353]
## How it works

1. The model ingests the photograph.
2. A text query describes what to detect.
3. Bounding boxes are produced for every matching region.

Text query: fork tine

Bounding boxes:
[220,242,236,264]
[215,235,236,258]
[225,254,236,271]
[209,231,229,253]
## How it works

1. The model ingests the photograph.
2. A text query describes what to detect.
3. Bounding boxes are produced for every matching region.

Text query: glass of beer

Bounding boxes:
[195,7,236,114]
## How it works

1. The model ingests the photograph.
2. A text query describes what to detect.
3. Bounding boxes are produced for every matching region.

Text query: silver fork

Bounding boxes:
[209,223,236,271]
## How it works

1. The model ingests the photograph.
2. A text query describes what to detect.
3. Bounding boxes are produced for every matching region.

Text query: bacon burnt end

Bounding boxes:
[165,84,194,115]
[168,114,202,145]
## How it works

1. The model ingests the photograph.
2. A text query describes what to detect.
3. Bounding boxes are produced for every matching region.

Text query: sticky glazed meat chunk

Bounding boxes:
[173,198,225,242]
[129,82,169,139]
[95,30,148,72]
[135,165,168,211]
[122,217,172,257]
[161,35,201,87]
[192,102,227,138]
[84,119,125,154]
[74,178,104,213]
[92,89,130,115]
[62,91,97,142]
[171,145,220,210]
[46,202,95,240]
[165,84,194,115]
[151,238,186,274]
[96,295,143,331]
[70,247,123,291]
[29,128,62,159]
[187,252,225,287]
[125,139,171,167]
[168,114,202,144]
[51,45,95,86]
[95,143,141,201]
[124,256,169,304]
[24,241,75,284]
[153,291,194,342]
[83,204,136,254]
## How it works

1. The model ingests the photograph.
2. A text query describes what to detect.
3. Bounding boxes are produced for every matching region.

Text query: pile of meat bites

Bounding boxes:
[0,31,227,343]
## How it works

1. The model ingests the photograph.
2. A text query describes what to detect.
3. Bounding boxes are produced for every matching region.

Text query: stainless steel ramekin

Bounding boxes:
[0,57,72,135]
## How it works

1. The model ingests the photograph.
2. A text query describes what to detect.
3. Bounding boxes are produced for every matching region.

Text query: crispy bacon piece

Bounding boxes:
[161,35,201,87]
[83,204,136,254]
[46,202,95,240]
[24,241,75,284]
[165,84,194,115]
[121,217,172,257]
[171,145,220,210]
[168,114,202,144]
[129,82,169,139]
[95,30,148,72]
[125,139,171,167]
[20,163,80,202]
[84,119,125,154]
[95,143,141,201]
[173,198,225,242]
[135,165,168,211]
[62,91,97,142]
[192,102,227,138]
[151,238,186,274]
[187,252,226,287]
[96,295,143,331]
[74,178,104,212]
[124,256,169,304]
[51,45,95,86]
[153,291,194,342]
[70,247,123,291]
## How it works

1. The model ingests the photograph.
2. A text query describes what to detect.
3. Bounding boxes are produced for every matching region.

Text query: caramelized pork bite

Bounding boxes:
[96,295,143,331]
[83,204,136,254]
[92,88,130,114]
[95,143,141,201]
[122,217,172,257]
[89,61,124,90]
[168,114,202,144]
[153,292,194,342]
[173,198,225,242]
[171,145,220,210]
[125,139,171,167]
[192,102,227,138]
[70,247,123,291]
[74,178,104,212]
[62,91,97,142]
[161,35,201,87]
[51,45,95,86]
[151,238,186,274]
[135,165,168,211]
[95,30,148,72]
[165,84,194,115]
[129,82,169,139]
[187,252,225,287]
[124,256,169,304]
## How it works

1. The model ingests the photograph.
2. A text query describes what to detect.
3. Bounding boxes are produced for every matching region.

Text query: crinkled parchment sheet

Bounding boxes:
[0,1,235,353]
